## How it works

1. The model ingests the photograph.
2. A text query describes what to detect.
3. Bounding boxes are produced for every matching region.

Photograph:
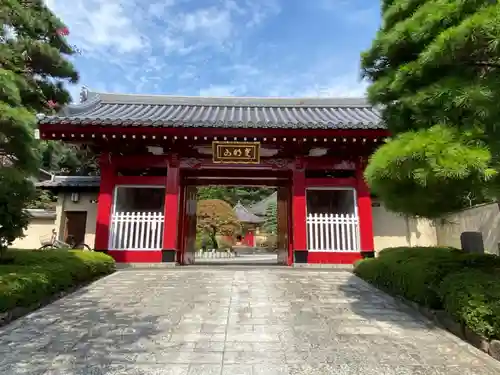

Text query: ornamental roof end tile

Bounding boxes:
[39,90,384,130]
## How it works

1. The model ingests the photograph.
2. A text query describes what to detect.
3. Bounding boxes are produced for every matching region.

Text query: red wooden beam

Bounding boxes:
[114,176,167,186]
[305,177,357,188]
[163,158,180,252]
[39,124,389,139]
[356,159,375,253]
[112,154,169,169]
[94,153,114,251]
[292,158,307,253]
[181,178,289,187]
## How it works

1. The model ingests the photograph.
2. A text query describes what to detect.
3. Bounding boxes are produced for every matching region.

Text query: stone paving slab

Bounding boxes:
[1,268,500,374]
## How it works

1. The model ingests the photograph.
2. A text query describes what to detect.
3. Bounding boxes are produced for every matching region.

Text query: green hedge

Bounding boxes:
[439,270,500,339]
[0,250,115,313]
[354,246,500,339]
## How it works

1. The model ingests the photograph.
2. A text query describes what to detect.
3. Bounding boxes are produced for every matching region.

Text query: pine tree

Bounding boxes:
[0,0,78,251]
[361,0,500,218]
[263,202,277,234]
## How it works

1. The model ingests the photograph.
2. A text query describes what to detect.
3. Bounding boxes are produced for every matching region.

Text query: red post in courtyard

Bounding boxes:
[356,158,375,257]
[292,157,308,263]
[162,154,180,262]
[94,153,115,252]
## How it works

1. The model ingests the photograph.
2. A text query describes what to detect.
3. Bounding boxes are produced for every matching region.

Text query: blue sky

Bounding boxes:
[45,0,381,102]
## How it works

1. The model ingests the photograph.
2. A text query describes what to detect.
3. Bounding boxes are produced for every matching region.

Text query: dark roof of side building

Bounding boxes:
[36,175,100,188]
[38,89,383,130]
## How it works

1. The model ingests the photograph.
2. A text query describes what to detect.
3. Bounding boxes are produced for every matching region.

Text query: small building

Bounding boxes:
[36,89,402,265]
[232,201,265,247]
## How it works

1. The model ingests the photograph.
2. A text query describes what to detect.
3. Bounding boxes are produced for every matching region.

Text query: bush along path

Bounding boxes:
[0,249,115,327]
[354,247,500,361]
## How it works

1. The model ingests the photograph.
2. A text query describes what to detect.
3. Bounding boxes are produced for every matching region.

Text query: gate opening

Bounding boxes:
[179,185,291,266]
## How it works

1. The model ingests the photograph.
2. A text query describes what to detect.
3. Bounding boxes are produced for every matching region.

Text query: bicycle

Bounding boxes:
[38,229,92,251]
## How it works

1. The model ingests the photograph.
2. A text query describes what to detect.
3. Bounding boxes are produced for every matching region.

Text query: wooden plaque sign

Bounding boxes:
[212,141,260,164]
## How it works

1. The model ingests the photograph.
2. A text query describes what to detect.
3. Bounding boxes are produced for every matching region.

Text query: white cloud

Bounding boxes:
[148,0,176,18]
[264,77,367,98]
[164,35,201,56]
[44,0,368,100]
[159,0,280,55]
[179,8,233,41]
[292,76,368,98]
[45,0,148,57]
[199,84,247,97]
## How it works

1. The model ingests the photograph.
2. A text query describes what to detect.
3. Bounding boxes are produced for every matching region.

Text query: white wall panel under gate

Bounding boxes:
[109,211,164,250]
[306,213,360,252]
[306,187,360,252]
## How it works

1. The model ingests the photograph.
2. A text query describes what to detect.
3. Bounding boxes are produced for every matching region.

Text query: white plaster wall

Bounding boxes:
[372,203,438,252]
[436,203,500,255]
[11,217,56,249]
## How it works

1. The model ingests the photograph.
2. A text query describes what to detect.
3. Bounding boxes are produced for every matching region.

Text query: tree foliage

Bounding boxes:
[197,186,274,207]
[0,0,78,249]
[27,188,56,210]
[39,141,98,175]
[0,169,35,253]
[196,199,241,249]
[263,202,277,234]
[362,0,500,217]
[365,126,495,217]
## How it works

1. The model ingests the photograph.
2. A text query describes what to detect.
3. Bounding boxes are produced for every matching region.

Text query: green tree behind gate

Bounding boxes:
[263,202,277,234]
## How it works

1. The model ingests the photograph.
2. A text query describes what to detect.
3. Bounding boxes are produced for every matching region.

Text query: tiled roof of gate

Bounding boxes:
[38,91,383,130]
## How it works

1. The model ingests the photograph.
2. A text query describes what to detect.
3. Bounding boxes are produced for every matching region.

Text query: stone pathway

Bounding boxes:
[1,268,500,374]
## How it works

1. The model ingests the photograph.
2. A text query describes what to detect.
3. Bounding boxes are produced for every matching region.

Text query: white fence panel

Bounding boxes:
[306,213,360,252]
[109,211,164,250]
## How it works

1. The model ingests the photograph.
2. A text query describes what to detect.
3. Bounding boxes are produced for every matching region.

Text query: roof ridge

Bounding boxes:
[82,91,370,108]
[38,90,384,130]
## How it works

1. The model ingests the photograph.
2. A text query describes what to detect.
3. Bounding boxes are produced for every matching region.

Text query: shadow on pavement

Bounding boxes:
[0,273,170,374]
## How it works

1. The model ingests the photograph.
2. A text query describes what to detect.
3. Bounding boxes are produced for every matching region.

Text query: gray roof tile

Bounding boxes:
[233,202,265,223]
[248,191,277,216]
[39,91,383,130]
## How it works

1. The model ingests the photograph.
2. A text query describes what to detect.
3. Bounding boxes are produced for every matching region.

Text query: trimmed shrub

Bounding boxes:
[355,246,500,339]
[439,270,500,340]
[355,246,465,308]
[0,250,115,313]
[354,246,500,309]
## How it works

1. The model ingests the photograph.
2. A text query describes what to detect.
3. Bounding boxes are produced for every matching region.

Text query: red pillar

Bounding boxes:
[94,153,115,251]
[292,157,308,263]
[356,158,375,255]
[162,155,180,262]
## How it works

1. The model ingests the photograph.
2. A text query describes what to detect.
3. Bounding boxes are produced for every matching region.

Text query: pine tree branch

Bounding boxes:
[467,61,500,68]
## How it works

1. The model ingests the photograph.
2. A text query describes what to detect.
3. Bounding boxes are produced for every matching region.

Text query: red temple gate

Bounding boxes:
[38,90,385,265]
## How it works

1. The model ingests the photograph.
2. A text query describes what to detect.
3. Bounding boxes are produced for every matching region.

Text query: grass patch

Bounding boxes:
[0,249,115,314]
